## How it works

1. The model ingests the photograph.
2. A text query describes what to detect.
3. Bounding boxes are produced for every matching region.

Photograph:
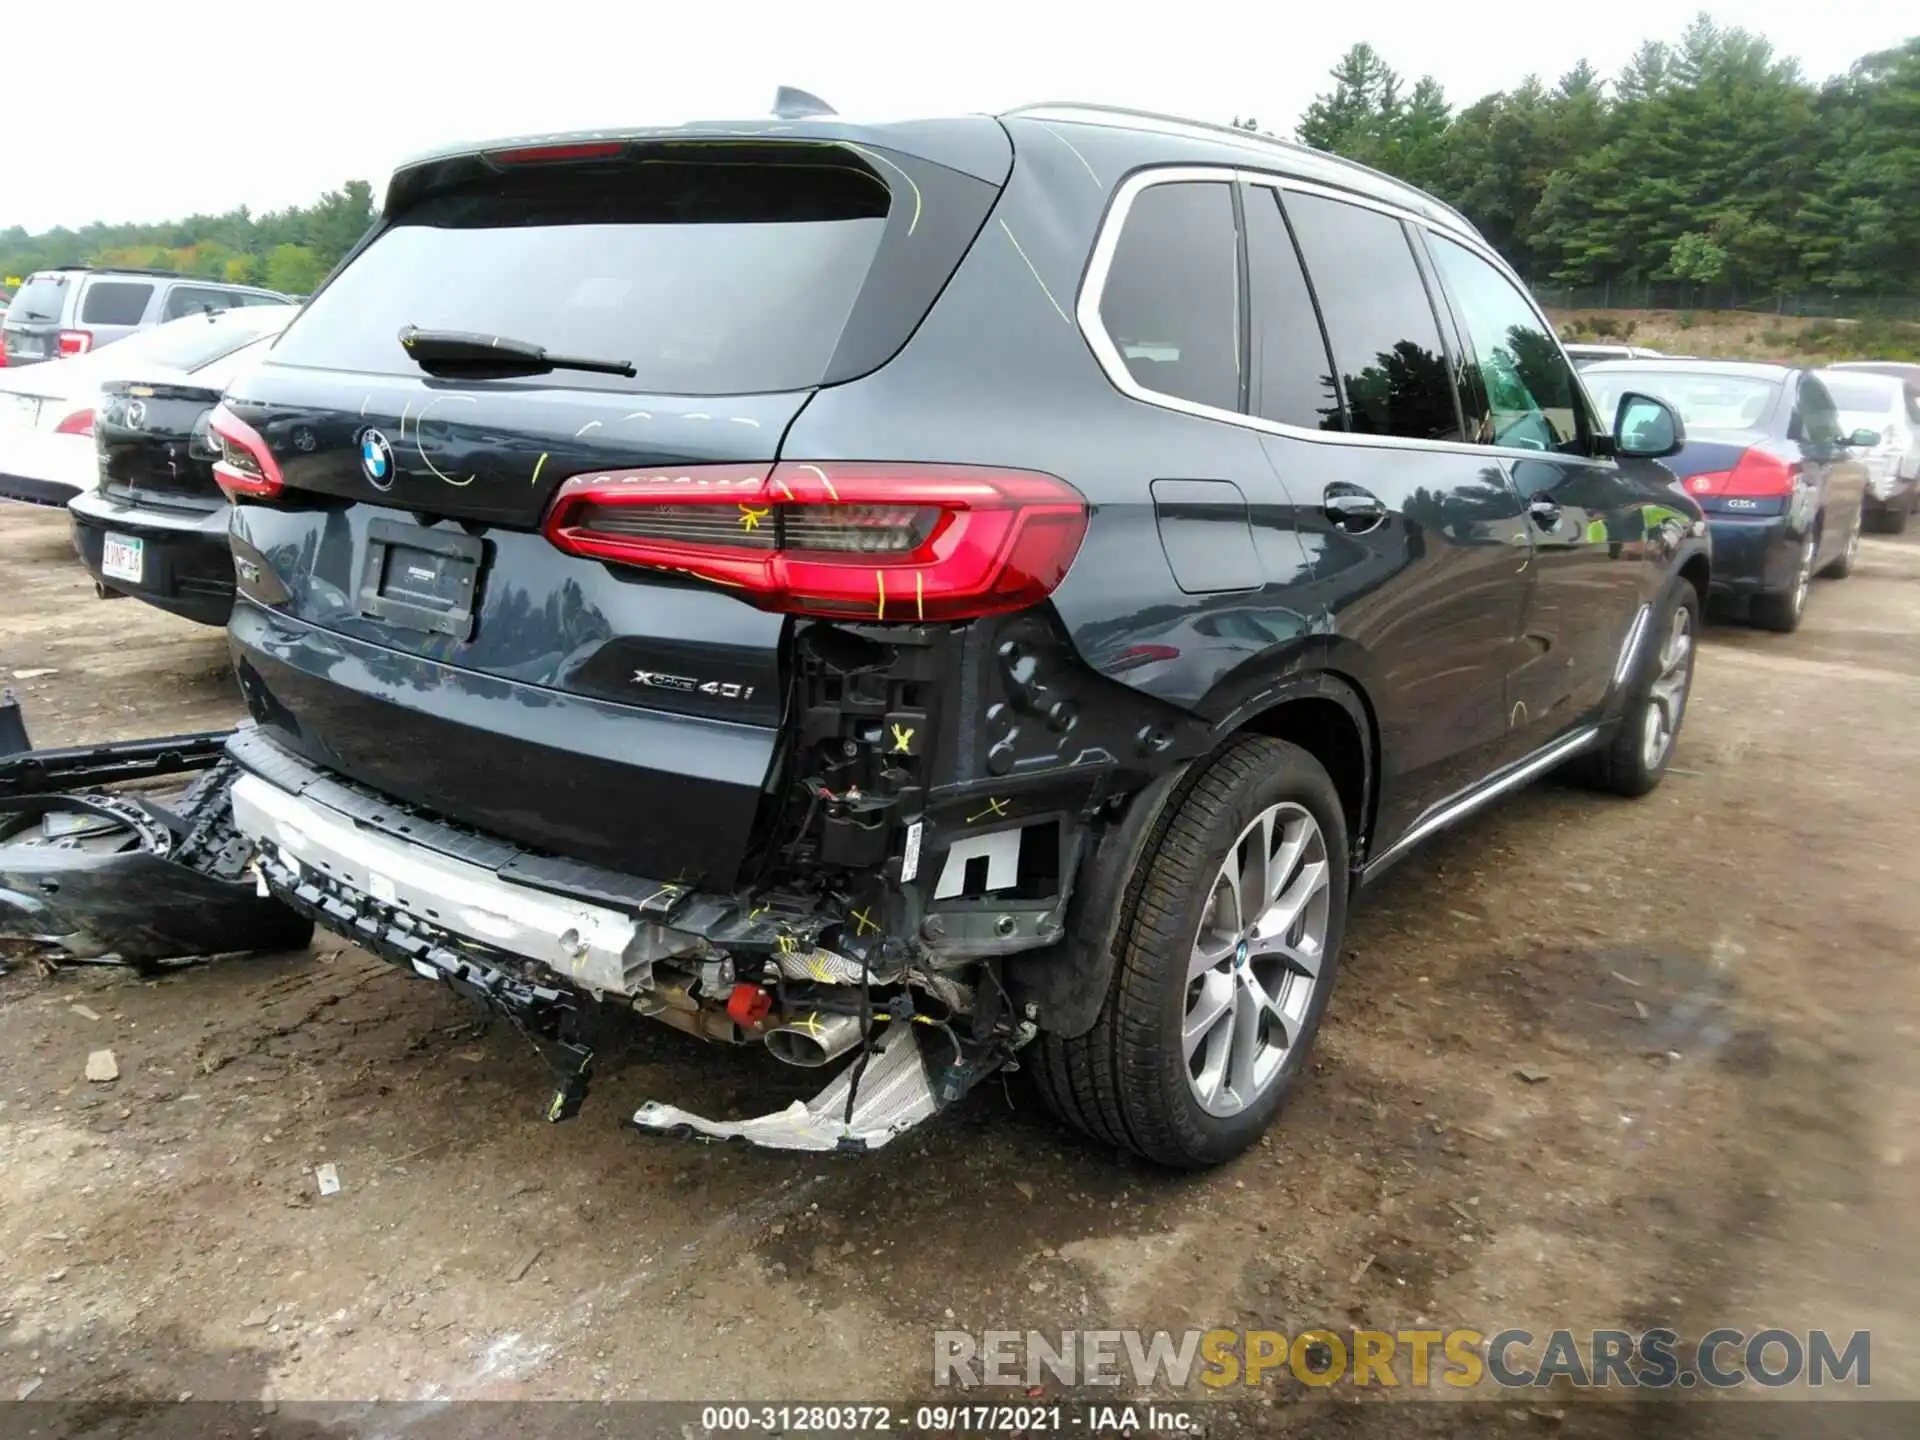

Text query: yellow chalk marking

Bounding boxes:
[851,907,880,937]
[998,219,1070,326]
[793,1012,827,1038]
[915,570,925,621]
[875,569,887,621]
[967,797,1010,824]
[797,464,839,501]
[531,451,548,488]
[738,504,770,532]
[771,475,796,501]
[776,932,797,955]
[890,724,915,754]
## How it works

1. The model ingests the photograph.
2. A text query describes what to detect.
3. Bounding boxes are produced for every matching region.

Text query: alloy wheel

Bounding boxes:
[1641,604,1693,771]
[1184,803,1331,1118]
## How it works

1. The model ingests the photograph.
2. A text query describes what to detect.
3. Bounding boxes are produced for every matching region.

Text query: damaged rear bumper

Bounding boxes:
[226,725,1010,1143]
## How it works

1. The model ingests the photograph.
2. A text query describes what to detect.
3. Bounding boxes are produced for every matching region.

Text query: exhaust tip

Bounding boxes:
[765,1029,833,1068]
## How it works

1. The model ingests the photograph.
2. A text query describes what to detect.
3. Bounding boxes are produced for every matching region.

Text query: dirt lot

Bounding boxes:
[2,501,1918,1431]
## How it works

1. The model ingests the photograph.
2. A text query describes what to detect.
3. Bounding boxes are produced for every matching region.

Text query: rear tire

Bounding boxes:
[1751,533,1814,632]
[1031,736,1349,1168]
[1571,582,1699,797]
[1872,496,1911,535]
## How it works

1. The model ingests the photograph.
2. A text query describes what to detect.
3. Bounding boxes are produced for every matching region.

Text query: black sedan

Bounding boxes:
[68,307,294,625]
[1583,360,1871,632]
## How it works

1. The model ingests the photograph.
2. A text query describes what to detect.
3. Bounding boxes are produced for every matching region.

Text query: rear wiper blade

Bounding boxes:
[397,326,636,379]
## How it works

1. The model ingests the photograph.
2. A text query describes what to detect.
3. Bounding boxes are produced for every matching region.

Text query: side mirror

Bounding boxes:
[1614,392,1685,459]
[1847,427,1882,449]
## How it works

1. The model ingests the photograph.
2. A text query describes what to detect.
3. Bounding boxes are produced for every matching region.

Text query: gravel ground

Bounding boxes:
[2,501,1916,1435]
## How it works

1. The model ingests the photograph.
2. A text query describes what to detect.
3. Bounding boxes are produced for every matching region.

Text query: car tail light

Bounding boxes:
[53,407,94,437]
[1683,449,1794,499]
[207,402,285,501]
[543,462,1088,621]
[56,330,93,357]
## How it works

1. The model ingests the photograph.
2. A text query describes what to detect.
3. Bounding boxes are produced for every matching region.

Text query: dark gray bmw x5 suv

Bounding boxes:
[211,102,1709,1166]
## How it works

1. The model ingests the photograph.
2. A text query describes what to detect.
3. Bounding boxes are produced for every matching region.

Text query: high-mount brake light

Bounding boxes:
[542,463,1088,622]
[207,402,285,502]
[57,330,93,357]
[489,142,626,165]
[1684,448,1794,499]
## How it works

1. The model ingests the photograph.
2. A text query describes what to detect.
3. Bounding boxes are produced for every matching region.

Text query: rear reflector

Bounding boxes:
[1685,449,1794,499]
[57,330,93,357]
[543,463,1088,621]
[53,407,94,437]
[207,402,285,502]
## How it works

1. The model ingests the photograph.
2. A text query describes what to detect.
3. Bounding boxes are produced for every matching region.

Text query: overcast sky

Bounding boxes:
[8,0,1911,233]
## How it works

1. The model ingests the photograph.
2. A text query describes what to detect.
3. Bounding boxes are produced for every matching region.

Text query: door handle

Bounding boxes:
[1324,487,1387,533]
[1528,498,1563,530]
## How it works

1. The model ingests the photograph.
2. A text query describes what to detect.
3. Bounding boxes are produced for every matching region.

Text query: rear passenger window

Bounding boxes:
[1244,187,1339,430]
[80,282,154,326]
[1429,236,1582,453]
[1097,181,1241,414]
[1282,193,1458,442]
[162,286,238,320]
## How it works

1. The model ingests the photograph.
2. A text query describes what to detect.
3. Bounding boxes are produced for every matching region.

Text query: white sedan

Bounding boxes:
[0,305,298,507]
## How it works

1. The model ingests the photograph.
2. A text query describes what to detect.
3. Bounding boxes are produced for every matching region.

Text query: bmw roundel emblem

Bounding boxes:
[360,428,394,489]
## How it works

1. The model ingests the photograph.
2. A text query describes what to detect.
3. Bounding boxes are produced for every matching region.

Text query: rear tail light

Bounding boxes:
[53,407,94,437]
[207,402,285,502]
[56,330,93,357]
[1683,449,1795,499]
[543,462,1088,621]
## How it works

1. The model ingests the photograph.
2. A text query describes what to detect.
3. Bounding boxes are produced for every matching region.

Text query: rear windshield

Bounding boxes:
[1585,369,1779,433]
[115,307,298,373]
[1820,374,1898,413]
[272,154,899,395]
[7,274,70,324]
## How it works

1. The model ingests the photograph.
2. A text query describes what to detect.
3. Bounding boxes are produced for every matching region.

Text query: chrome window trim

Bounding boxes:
[1078,166,1614,470]
[1009,103,1482,242]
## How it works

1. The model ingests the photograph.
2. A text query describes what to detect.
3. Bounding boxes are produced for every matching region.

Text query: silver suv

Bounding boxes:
[1,268,292,366]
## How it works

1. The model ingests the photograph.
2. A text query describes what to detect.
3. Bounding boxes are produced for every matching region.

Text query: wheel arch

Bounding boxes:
[1215,669,1378,868]
[1007,664,1380,1039]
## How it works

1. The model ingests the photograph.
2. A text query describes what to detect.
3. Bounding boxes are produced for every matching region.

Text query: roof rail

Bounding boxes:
[50,264,196,280]
[1001,101,1480,237]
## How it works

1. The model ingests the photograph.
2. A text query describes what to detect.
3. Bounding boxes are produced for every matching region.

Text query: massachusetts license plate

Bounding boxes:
[102,533,143,582]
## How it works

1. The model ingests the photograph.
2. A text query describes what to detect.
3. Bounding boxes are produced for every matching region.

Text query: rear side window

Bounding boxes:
[163,285,239,321]
[1096,181,1242,414]
[1244,187,1338,430]
[270,148,983,396]
[80,281,154,326]
[1282,193,1457,442]
[1428,235,1582,453]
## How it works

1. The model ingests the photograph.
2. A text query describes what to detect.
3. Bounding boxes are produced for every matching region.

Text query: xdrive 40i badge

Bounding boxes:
[632,670,756,702]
